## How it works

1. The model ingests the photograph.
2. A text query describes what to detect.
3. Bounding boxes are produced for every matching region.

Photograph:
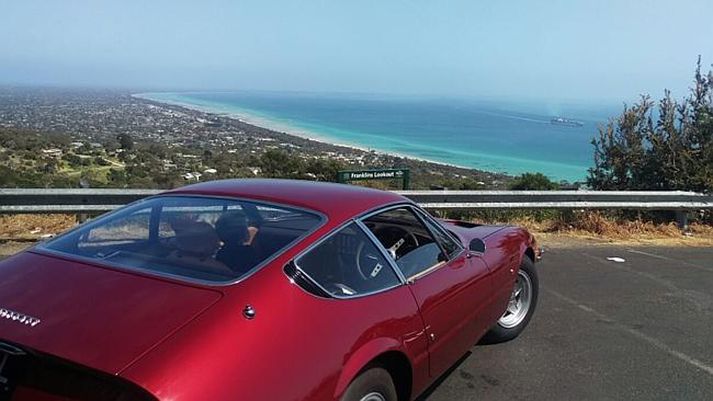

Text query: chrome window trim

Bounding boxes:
[290,220,404,300]
[356,202,412,222]
[33,194,327,287]
[289,270,403,301]
[355,219,407,284]
[357,203,454,283]
[407,205,452,260]
[406,261,446,283]
[409,206,464,247]
[411,206,465,260]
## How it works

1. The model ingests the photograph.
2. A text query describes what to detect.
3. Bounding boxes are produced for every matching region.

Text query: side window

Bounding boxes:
[363,208,446,279]
[295,223,400,298]
[417,211,463,258]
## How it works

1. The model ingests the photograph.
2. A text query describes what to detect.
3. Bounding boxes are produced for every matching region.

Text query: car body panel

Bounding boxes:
[405,251,492,376]
[0,251,222,374]
[443,221,536,324]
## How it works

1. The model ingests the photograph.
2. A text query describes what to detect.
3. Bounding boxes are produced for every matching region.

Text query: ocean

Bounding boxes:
[137,91,621,182]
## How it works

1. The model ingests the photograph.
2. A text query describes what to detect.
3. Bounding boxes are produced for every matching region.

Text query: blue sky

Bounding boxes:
[1,0,711,101]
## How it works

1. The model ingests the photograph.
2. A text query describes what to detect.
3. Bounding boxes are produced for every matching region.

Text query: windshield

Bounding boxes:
[40,196,322,283]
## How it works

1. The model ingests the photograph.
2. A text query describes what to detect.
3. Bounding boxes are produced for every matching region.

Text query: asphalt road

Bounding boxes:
[424,244,713,401]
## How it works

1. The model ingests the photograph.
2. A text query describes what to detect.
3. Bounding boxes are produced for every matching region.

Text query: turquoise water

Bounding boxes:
[137,91,620,182]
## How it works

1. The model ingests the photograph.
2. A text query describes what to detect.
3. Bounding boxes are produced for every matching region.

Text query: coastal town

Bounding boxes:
[0,87,508,189]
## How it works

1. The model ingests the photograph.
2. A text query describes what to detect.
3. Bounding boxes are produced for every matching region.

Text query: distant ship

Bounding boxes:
[551,117,583,127]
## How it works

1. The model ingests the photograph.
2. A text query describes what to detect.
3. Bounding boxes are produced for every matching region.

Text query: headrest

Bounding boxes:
[174,221,221,258]
[215,211,249,243]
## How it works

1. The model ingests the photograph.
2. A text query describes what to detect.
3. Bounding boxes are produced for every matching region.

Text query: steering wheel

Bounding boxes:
[374,226,419,261]
[355,241,388,281]
[355,226,418,280]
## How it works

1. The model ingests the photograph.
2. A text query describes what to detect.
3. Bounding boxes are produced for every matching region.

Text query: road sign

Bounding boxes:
[337,168,410,190]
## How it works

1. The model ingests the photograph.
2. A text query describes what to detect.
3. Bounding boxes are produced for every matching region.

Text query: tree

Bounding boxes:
[148,142,169,159]
[259,150,304,179]
[588,98,653,190]
[202,149,214,161]
[508,173,559,190]
[305,158,345,181]
[63,153,83,168]
[107,169,127,187]
[117,133,134,151]
[589,58,713,193]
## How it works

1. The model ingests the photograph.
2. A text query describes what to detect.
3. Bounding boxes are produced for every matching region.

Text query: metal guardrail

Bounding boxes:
[0,188,711,230]
[1,189,711,214]
[398,190,713,211]
[0,189,160,213]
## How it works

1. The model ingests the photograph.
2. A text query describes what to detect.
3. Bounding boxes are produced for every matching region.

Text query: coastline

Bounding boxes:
[132,92,484,174]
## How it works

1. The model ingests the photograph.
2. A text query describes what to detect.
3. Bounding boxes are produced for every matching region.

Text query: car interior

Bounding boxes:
[363,208,447,278]
[295,223,400,297]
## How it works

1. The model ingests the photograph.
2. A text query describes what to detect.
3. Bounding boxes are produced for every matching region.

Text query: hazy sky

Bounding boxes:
[2,0,711,101]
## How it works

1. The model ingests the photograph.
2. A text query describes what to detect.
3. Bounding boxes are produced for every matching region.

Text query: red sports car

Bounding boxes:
[0,179,540,401]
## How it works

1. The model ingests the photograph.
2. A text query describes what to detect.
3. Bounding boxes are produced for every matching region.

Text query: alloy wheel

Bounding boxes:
[498,270,533,329]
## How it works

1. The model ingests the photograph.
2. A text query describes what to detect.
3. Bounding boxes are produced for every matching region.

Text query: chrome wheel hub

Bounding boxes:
[359,393,386,401]
[498,270,532,329]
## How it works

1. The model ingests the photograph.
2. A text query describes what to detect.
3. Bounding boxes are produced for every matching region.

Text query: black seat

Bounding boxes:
[215,212,259,275]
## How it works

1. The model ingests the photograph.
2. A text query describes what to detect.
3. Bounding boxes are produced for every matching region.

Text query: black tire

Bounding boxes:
[481,256,539,344]
[341,367,398,401]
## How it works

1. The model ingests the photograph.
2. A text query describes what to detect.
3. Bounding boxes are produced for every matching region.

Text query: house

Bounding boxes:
[182,172,203,181]
[41,148,63,158]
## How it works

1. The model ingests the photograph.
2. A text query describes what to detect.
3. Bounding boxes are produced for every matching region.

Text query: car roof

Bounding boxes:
[164,179,409,221]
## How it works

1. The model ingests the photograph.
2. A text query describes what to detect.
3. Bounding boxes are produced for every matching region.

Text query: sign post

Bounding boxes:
[337,168,411,190]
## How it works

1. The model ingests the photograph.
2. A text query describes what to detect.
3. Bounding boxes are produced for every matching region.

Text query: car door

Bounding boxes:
[362,206,493,377]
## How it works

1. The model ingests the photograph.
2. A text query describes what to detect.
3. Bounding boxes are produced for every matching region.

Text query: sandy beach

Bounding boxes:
[132,92,482,173]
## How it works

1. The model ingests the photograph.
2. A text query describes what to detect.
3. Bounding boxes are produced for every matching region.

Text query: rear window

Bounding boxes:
[40,196,322,283]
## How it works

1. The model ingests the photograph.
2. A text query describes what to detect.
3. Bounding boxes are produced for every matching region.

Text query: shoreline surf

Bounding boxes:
[133,92,493,174]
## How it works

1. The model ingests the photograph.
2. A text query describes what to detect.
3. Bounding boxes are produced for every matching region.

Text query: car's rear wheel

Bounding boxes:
[341,367,398,401]
[482,256,538,344]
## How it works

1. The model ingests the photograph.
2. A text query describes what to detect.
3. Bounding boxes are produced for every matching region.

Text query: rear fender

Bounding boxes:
[333,337,407,400]
[514,229,540,266]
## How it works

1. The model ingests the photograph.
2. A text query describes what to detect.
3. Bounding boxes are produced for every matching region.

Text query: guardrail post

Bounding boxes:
[675,210,689,231]
[76,213,90,224]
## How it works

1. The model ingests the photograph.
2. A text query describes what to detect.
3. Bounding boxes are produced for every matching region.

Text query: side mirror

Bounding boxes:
[468,238,486,254]
[38,234,56,242]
